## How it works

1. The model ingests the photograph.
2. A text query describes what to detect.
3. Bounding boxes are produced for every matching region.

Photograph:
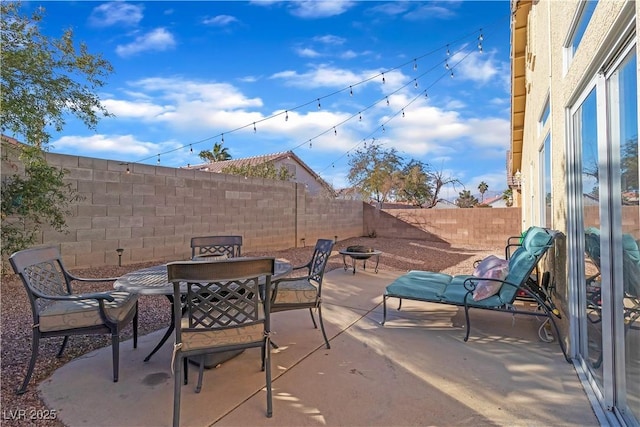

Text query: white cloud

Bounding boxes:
[403,4,457,21]
[102,99,172,118]
[452,50,508,86]
[313,35,346,45]
[295,47,322,58]
[202,15,239,26]
[270,64,406,90]
[287,0,356,18]
[89,3,143,27]
[51,134,161,157]
[116,28,177,57]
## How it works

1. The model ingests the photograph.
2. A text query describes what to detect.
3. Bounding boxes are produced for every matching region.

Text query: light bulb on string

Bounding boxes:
[285,110,289,121]
[386,96,390,106]
[157,155,160,164]
[382,125,386,133]
[309,140,312,148]
[334,127,337,136]
[317,98,321,109]
[446,44,450,56]
[413,59,418,71]
[478,42,483,53]
[359,112,362,121]
[253,122,257,133]
[402,109,405,118]
[190,144,193,153]
[221,133,225,144]
[414,79,418,89]
[445,62,450,70]
[450,70,454,78]
[126,165,130,174]
[349,86,353,96]
[382,73,385,84]
[478,29,483,41]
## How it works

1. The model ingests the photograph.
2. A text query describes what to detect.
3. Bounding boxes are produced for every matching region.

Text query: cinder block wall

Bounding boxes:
[363,204,522,246]
[1,148,363,268]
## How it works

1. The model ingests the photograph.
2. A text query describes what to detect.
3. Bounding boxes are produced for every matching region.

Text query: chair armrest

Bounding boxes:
[66,271,120,283]
[37,292,116,303]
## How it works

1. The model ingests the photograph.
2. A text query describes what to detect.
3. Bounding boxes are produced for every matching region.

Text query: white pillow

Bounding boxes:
[472,255,509,301]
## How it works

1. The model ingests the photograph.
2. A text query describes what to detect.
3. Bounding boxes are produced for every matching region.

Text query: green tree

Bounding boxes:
[222,162,293,181]
[347,142,403,206]
[199,142,231,163]
[478,181,489,203]
[502,188,513,207]
[455,190,478,208]
[399,160,431,207]
[1,2,113,146]
[1,2,113,257]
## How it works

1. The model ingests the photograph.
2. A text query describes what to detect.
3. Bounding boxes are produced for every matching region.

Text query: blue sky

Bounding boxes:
[34,1,512,199]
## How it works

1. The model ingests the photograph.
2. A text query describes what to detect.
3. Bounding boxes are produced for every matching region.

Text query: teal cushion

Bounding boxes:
[385,271,451,300]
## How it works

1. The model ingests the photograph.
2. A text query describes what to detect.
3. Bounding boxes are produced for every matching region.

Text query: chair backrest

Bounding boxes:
[9,246,72,299]
[167,257,275,340]
[584,227,602,271]
[307,239,335,288]
[190,235,242,260]
[500,227,559,303]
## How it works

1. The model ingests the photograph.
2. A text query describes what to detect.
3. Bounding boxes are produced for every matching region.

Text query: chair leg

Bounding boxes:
[17,331,40,395]
[173,353,182,427]
[133,301,139,349]
[183,358,188,385]
[57,336,69,358]
[195,357,205,393]
[308,308,318,328]
[112,333,119,382]
[317,305,331,349]
[265,338,273,418]
[381,295,387,325]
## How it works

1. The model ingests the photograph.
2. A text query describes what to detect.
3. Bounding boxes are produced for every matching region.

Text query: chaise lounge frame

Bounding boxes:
[381,226,571,363]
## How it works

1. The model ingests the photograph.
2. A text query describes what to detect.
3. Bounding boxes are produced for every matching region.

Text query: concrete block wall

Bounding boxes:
[364,204,523,246]
[2,147,363,268]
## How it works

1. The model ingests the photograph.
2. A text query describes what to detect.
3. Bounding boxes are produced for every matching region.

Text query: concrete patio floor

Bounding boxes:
[39,268,599,427]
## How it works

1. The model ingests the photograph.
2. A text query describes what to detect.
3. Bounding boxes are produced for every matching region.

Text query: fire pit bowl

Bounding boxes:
[339,246,382,274]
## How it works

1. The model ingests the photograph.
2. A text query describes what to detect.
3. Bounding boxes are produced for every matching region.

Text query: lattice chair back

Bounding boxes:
[167,257,276,425]
[308,239,335,288]
[190,235,242,260]
[8,245,138,395]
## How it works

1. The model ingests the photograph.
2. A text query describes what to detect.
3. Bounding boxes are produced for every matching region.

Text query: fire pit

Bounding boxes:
[338,246,382,274]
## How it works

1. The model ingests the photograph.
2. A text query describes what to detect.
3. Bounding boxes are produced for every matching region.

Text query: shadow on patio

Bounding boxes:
[38,267,597,427]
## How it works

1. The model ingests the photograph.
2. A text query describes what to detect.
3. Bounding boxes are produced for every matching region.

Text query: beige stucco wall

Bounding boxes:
[518,0,638,356]
[520,0,635,232]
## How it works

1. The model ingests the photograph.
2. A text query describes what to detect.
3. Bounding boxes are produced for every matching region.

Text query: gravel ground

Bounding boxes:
[0,237,500,427]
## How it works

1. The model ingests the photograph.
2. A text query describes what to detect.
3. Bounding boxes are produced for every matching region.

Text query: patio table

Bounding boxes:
[114,259,292,363]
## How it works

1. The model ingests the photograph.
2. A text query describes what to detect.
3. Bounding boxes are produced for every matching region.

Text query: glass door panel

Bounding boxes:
[610,51,639,422]
[575,88,603,385]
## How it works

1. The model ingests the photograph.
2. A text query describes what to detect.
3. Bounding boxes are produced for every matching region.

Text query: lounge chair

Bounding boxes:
[382,226,570,362]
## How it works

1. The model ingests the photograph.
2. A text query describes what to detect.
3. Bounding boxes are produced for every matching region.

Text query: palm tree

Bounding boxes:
[478,181,489,203]
[198,142,231,163]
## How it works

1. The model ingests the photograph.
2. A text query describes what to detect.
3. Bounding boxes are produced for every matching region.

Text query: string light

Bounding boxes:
[414,79,419,89]
[317,98,321,109]
[413,59,418,70]
[285,110,289,121]
[402,109,405,118]
[253,122,257,133]
[221,133,225,144]
[446,44,450,56]
[359,112,362,121]
[190,144,193,153]
[157,155,160,164]
[349,86,353,96]
[309,140,312,148]
[126,165,130,173]
[382,73,385,84]
[386,96,390,106]
[334,127,337,136]
[445,62,450,70]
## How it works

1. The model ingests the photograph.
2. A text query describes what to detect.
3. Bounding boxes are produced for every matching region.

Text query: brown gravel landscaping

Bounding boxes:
[1,236,500,427]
